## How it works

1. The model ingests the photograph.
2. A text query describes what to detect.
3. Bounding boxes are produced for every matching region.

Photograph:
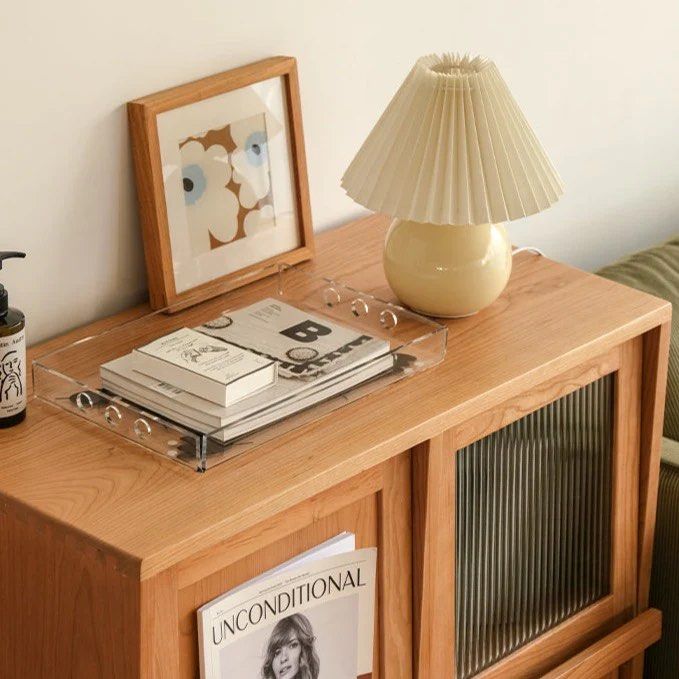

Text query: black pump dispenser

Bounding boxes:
[0,252,26,316]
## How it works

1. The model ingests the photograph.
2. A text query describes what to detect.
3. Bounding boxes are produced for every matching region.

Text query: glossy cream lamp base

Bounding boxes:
[383,219,512,318]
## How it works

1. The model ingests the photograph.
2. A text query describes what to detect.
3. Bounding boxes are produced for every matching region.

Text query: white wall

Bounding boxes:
[1,0,678,344]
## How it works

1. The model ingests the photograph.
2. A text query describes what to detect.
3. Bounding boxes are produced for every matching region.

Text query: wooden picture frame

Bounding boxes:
[128,56,314,311]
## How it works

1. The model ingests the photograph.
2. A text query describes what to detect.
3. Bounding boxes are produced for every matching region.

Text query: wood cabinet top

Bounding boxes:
[0,215,670,578]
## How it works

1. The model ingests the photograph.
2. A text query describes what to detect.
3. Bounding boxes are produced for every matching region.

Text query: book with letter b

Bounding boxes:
[132,327,276,407]
[199,298,391,379]
[198,535,376,679]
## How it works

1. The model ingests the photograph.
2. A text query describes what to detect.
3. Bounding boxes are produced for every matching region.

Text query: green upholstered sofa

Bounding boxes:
[598,237,679,678]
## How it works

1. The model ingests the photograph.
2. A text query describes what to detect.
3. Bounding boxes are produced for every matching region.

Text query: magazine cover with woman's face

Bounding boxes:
[198,549,376,679]
[220,597,358,678]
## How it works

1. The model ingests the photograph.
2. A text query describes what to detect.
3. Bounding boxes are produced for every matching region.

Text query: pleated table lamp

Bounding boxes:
[342,54,564,317]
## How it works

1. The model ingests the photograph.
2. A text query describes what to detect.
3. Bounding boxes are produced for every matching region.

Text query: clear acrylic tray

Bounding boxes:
[33,264,447,471]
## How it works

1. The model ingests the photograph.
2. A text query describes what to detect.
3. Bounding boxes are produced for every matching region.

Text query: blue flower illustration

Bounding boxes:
[244,131,268,167]
[230,115,272,209]
[178,141,238,256]
[182,163,207,206]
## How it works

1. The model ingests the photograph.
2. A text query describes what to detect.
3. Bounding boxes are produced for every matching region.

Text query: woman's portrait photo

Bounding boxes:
[261,614,319,679]
[216,594,359,679]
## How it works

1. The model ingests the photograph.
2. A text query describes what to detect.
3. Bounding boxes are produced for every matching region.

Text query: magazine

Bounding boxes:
[199,299,388,379]
[198,545,376,679]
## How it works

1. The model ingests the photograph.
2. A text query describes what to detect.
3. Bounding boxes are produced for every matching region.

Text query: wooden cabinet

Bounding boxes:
[0,446,411,679]
[0,215,670,678]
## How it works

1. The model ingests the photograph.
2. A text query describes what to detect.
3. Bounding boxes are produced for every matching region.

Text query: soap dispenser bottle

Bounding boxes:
[0,251,27,428]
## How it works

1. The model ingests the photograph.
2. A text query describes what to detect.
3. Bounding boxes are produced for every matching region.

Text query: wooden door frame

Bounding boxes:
[413,336,658,678]
[139,452,412,679]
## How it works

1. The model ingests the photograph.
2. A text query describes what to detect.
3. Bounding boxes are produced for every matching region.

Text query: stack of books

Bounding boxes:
[100,299,394,444]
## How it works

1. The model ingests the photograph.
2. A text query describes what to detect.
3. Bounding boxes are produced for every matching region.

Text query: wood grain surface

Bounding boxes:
[0,499,140,678]
[1,214,671,580]
[412,432,455,679]
[637,322,671,609]
[542,609,661,679]
[150,454,410,679]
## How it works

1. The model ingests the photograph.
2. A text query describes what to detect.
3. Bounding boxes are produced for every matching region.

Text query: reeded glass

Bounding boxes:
[455,375,613,678]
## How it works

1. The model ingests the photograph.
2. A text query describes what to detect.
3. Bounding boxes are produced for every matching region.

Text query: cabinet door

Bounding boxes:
[140,452,412,679]
[413,338,655,678]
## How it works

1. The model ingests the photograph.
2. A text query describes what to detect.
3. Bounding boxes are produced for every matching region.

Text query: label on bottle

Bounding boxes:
[0,328,26,419]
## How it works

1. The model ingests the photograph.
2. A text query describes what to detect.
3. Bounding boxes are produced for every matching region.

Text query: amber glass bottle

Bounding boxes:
[0,252,27,428]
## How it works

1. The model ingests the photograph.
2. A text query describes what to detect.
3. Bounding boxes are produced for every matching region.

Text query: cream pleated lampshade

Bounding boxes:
[341,54,564,226]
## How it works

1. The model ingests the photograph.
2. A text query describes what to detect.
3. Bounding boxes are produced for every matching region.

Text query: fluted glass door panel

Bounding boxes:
[455,375,614,678]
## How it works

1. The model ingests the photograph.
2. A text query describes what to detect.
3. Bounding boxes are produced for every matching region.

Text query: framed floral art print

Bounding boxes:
[128,56,314,310]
